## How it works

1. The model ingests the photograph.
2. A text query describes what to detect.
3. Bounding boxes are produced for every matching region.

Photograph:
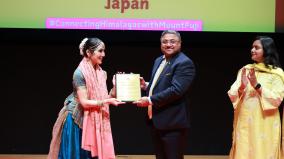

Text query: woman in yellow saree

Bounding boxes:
[228,36,284,159]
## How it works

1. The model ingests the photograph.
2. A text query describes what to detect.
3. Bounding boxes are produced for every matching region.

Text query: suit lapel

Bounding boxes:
[151,57,164,80]
[154,53,180,86]
[149,53,181,91]
[154,61,170,86]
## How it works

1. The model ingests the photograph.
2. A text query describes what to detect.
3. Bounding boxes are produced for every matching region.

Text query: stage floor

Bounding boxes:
[0,155,228,159]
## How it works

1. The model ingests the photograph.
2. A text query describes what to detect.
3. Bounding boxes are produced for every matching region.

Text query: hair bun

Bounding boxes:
[79,38,88,55]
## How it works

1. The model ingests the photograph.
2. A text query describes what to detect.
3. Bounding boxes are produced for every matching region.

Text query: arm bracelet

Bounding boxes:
[97,100,104,106]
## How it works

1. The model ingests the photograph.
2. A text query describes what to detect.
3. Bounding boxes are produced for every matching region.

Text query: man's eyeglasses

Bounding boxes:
[161,40,180,45]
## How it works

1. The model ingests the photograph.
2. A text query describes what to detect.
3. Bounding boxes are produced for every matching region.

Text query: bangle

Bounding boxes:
[97,100,104,106]
[254,83,261,90]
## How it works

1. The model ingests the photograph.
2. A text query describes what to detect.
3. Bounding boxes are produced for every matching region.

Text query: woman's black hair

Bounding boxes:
[255,36,281,68]
[82,38,103,57]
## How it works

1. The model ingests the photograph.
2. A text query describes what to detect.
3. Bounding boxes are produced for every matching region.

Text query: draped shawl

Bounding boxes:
[79,58,115,159]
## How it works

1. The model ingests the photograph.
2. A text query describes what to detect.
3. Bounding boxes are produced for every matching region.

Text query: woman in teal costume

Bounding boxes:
[47,38,124,159]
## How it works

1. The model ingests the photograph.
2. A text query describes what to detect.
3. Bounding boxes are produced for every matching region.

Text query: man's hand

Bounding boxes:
[133,96,151,107]
[140,77,148,90]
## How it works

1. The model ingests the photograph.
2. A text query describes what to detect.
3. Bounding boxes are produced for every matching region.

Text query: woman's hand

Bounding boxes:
[239,68,248,91]
[103,98,125,106]
[112,72,124,86]
[238,68,248,95]
[112,74,116,86]
[247,68,258,87]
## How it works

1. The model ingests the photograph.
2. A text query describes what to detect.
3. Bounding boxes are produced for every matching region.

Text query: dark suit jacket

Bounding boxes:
[147,52,195,130]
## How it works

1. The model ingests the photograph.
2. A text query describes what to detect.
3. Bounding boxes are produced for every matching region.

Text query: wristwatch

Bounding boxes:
[254,83,261,90]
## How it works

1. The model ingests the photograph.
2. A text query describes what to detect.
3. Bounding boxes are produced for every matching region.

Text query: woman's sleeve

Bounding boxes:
[259,74,284,110]
[73,69,86,89]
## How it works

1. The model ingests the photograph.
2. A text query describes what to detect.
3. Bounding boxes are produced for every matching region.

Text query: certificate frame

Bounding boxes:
[115,73,141,102]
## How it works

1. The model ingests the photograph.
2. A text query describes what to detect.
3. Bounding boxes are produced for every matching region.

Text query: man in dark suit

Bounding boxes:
[135,30,196,159]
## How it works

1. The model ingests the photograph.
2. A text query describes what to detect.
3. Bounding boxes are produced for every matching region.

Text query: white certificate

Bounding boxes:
[116,74,141,102]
